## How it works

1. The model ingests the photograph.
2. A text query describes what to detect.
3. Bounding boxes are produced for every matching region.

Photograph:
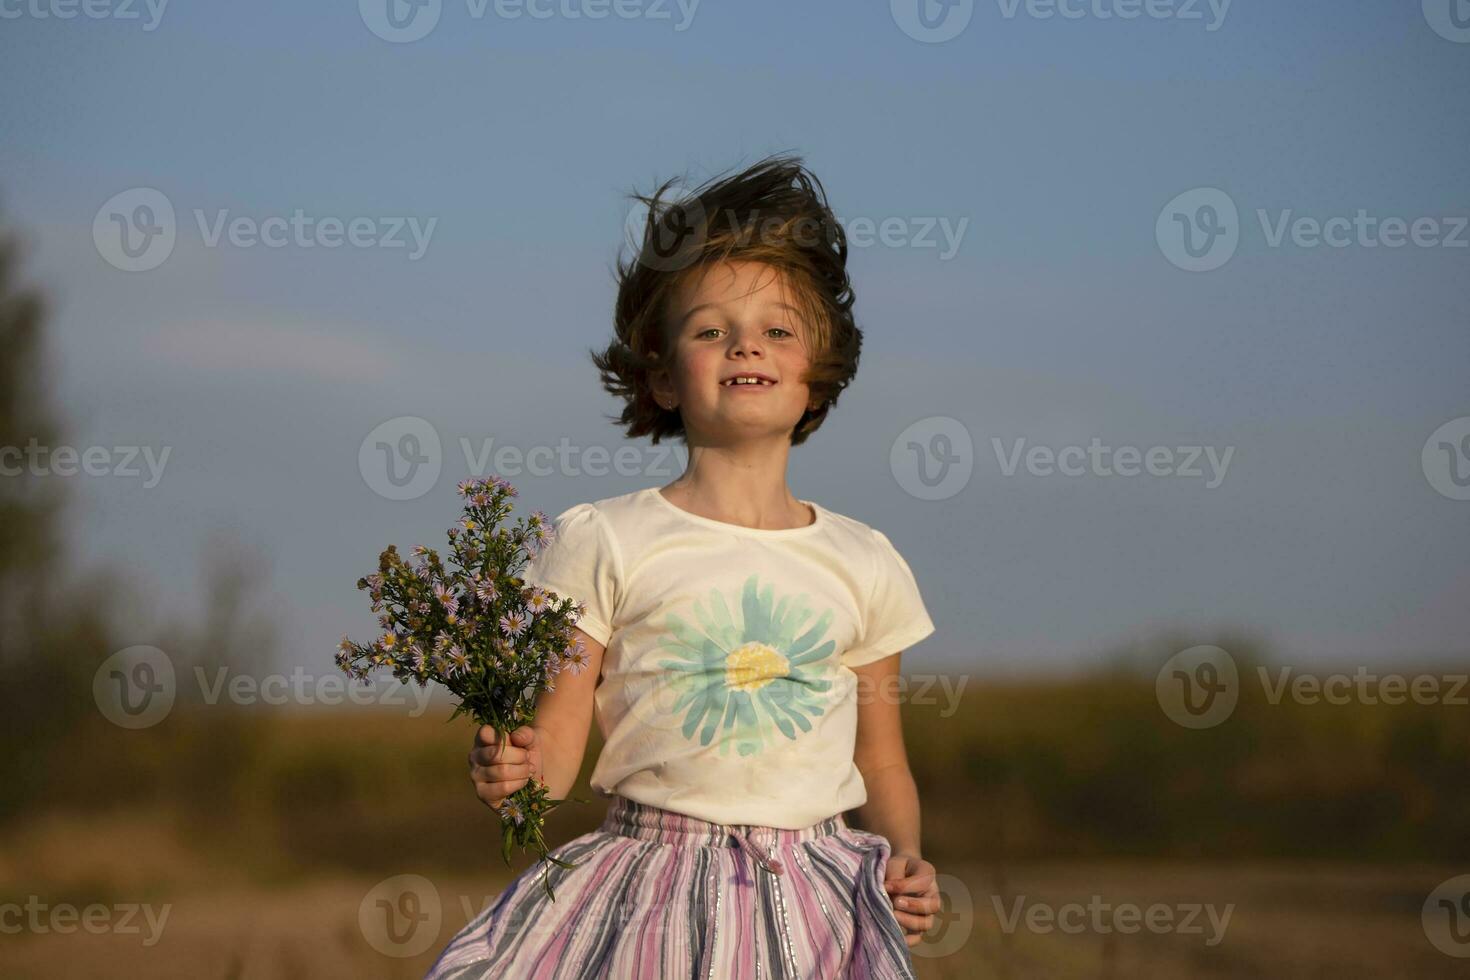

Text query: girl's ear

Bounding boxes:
[649,364,676,410]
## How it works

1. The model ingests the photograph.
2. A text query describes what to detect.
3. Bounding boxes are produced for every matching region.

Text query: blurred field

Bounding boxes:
[4,664,1468,978]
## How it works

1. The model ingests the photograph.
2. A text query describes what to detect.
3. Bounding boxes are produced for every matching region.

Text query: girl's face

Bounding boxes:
[655,260,820,443]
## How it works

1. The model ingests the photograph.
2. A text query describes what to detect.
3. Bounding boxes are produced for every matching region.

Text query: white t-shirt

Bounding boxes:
[518,485,937,829]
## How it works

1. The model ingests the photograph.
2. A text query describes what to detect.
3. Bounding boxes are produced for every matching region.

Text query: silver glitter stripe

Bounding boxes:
[793,845,845,962]
[767,829,801,979]
[705,858,722,980]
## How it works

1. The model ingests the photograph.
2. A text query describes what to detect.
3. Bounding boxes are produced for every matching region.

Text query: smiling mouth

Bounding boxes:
[721,378,777,387]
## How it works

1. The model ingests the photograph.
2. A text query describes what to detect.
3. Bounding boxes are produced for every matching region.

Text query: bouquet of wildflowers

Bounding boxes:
[336,476,592,900]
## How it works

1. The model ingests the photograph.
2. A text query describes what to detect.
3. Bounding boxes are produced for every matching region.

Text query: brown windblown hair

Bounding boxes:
[591,153,862,446]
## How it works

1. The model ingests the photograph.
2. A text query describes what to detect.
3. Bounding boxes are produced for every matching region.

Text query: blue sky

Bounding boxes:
[1,0,1467,677]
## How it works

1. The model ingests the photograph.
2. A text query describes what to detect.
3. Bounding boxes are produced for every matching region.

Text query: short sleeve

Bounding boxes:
[842,528,936,668]
[517,503,621,647]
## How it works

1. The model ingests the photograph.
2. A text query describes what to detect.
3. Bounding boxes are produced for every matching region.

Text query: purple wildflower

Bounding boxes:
[499,610,529,638]
[447,644,470,676]
[498,798,526,826]
[561,647,590,676]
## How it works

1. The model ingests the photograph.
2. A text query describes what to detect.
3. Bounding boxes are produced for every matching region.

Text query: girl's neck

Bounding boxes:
[658,475,812,532]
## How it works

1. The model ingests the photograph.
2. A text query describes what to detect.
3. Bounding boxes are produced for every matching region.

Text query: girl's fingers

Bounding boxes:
[472,763,529,785]
[884,871,936,896]
[471,745,526,768]
[893,910,933,936]
[892,893,941,915]
[475,778,527,805]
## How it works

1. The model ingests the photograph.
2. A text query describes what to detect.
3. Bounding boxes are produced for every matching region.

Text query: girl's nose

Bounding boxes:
[727,328,764,357]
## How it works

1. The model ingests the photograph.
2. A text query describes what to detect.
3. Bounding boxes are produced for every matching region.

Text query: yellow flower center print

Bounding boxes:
[655,574,837,757]
[724,642,790,692]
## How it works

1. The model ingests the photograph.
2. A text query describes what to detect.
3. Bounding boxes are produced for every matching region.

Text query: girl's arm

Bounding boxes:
[530,627,606,798]
[851,650,942,947]
[469,626,605,805]
[849,651,923,857]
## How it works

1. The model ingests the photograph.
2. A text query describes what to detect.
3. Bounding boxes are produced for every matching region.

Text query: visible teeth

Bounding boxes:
[725,377,771,385]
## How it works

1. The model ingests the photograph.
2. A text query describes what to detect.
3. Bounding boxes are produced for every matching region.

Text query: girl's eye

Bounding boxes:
[693,326,794,339]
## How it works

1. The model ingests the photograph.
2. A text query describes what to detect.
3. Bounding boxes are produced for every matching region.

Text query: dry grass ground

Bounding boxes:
[1,807,1461,979]
[4,674,1467,978]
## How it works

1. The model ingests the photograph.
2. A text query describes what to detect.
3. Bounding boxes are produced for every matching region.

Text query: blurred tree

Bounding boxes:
[0,211,62,635]
[0,209,118,819]
[0,206,279,822]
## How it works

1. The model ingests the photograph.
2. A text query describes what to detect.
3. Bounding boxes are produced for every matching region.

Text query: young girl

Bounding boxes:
[427,154,942,979]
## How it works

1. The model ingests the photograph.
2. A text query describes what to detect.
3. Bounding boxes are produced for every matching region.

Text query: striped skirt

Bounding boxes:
[424,794,918,979]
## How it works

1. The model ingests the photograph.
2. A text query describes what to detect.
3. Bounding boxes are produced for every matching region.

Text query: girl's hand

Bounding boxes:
[883,853,941,948]
[468,725,542,810]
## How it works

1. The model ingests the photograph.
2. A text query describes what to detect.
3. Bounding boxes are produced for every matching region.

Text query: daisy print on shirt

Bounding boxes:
[656,573,838,757]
